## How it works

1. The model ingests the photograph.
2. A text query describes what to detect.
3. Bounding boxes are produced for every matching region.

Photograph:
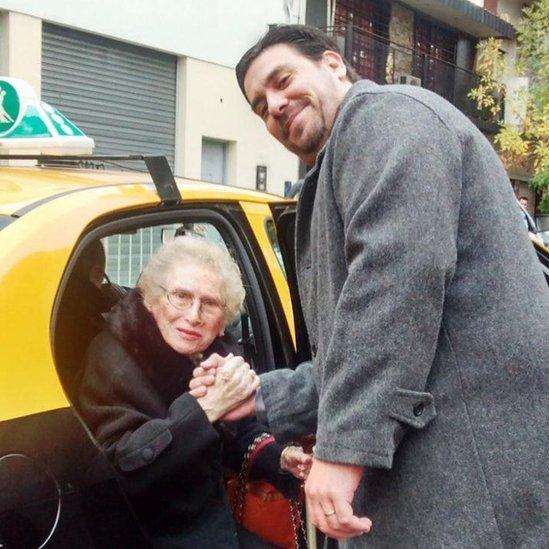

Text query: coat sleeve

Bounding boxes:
[221,418,300,499]
[258,361,318,443]
[313,91,462,469]
[78,333,221,491]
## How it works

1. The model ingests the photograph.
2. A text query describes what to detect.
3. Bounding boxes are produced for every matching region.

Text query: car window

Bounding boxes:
[265,218,286,278]
[538,230,549,247]
[103,222,230,288]
[0,214,16,231]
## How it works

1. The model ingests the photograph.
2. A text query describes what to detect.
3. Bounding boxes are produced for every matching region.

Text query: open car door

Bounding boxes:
[270,203,312,365]
[530,238,549,285]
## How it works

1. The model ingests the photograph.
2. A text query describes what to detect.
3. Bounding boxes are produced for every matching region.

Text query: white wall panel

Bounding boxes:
[0,0,297,67]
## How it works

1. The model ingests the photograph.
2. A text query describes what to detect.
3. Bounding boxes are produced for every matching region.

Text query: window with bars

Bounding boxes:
[103,227,162,287]
[414,18,457,64]
[413,17,457,101]
[334,0,390,39]
[334,0,391,83]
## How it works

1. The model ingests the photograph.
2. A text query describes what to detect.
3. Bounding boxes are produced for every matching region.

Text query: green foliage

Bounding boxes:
[537,193,549,214]
[516,0,549,107]
[469,0,549,210]
[530,170,549,192]
[468,37,506,118]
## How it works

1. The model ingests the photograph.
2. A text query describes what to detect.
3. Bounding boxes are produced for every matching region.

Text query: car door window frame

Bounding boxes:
[52,205,281,384]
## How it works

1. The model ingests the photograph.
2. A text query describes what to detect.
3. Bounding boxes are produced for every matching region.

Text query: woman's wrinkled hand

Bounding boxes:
[195,355,259,423]
[188,352,230,398]
[280,446,313,481]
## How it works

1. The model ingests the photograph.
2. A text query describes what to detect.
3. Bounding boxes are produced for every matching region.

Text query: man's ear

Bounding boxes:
[321,50,347,79]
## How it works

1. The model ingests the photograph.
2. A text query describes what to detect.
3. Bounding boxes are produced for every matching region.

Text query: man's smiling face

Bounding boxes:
[243,44,352,165]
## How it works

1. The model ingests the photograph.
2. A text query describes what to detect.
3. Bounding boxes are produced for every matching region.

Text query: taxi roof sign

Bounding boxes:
[0,77,94,154]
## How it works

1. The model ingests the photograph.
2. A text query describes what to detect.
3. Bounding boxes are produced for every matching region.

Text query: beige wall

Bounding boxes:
[0,0,292,69]
[497,0,523,26]
[0,11,41,94]
[0,11,299,195]
[176,57,299,195]
[497,0,523,72]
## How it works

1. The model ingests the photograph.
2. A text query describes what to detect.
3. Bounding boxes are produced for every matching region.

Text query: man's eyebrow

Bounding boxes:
[249,65,290,113]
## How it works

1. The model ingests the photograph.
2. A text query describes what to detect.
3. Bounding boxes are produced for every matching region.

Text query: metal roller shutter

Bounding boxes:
[41,23,177,166]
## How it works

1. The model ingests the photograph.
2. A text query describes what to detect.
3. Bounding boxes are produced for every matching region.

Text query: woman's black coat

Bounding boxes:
[78,290,294,548]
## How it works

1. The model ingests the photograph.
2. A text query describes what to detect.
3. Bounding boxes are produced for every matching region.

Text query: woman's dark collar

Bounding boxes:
[106,289,185,374]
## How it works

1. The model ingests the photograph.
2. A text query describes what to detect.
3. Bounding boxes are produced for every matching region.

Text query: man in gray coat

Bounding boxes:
[193,25,548,546]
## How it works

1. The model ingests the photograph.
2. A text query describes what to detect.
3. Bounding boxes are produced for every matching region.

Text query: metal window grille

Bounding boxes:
[334,0,391,82]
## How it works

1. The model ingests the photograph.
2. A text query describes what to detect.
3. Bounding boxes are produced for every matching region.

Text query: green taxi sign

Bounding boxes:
[0,77,94,154]
[0,80,21,136]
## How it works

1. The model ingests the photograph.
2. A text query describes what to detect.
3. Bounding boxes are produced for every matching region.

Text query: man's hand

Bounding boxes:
[305,457,371,540]
[194,355,259,422]
[220,394,256,421]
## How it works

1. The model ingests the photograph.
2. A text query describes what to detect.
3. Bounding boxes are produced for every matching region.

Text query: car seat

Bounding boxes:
[53,261,124,405]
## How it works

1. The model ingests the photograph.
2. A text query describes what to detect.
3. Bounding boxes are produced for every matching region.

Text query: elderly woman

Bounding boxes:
[78,236,310,548]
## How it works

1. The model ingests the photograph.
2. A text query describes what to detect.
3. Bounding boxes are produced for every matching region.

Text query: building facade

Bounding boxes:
[306,0,537,210]
[0,0,305,195]
[307,0,518,131]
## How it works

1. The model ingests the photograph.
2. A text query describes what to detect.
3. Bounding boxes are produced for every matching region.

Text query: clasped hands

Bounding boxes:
[191,353,258,423]
[190,353,312,481]
[190,353,372,540]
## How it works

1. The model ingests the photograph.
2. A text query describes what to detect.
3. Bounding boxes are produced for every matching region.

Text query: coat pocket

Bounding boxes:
[388,388,436,429]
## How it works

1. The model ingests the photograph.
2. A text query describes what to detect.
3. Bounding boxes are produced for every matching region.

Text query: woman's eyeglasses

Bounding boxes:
[160,286,226,318]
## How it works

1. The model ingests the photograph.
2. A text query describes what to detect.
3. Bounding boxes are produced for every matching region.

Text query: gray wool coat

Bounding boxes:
[260,81,549,547]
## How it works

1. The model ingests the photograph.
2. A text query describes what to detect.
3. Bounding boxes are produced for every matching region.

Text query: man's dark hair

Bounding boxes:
[519,196,528,201]
[236,24,359,99]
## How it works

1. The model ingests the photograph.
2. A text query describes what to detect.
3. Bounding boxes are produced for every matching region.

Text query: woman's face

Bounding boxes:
[146,262,227,356]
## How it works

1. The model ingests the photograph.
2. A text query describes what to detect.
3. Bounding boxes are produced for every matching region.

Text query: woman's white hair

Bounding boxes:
[138,235,245,323]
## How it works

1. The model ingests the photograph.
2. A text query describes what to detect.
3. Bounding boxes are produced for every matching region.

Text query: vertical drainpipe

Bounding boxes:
[345,12,354,63]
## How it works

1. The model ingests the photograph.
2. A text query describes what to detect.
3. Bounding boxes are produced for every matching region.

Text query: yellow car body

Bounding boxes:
[0,162,302,547]
[1,167,295,421]
[3,161,546,547]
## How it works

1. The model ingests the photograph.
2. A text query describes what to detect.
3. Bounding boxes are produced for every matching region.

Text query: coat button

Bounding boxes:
[413,403,425,417]
[141,448,154,462]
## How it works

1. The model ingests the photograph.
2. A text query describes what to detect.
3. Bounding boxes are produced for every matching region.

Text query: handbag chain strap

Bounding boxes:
[235,432,307,548]
[290,499,307,548]
[235,432,272,522]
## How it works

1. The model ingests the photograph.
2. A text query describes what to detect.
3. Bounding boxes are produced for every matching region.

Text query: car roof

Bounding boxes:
[0,165,292,216]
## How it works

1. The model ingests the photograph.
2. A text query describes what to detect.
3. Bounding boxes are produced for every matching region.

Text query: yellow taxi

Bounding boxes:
[0,76,312,548]
[0,155,312,547]
[1,77,546,548]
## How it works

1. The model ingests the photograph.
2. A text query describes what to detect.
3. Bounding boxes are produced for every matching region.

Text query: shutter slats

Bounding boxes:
[42,52,176,83]
[42,23,176,166]
[41,91,176,115]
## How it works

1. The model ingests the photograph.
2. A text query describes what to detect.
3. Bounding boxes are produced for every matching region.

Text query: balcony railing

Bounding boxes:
[325,25,502,133]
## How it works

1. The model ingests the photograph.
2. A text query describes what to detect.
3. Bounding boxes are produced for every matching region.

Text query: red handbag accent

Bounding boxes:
[227,433,305,548]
